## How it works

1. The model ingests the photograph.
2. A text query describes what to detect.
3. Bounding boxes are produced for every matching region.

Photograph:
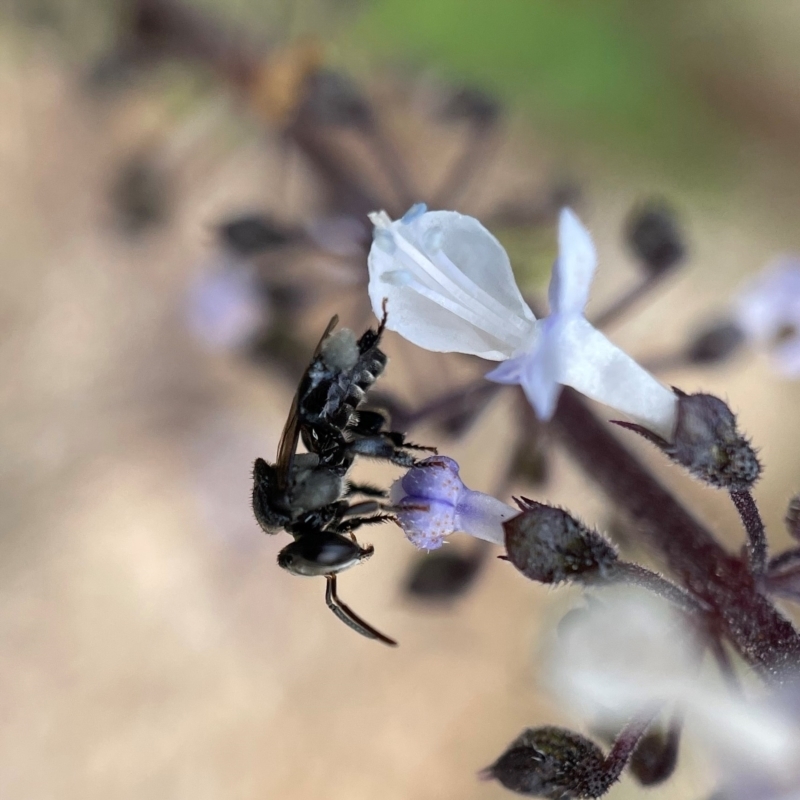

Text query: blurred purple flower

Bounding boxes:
[391,455,517,550]
[735,259,800,376]
[186,256,268,351]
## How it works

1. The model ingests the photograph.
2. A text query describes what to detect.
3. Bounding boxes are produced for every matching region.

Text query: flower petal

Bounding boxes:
[456,491,518,545]
[735,258,800,345]
[485,320,562,419]
[548,208,597,315]
[555,317,677,439]
[396,499,457,550]
[368,208,536,359]
[400,456,463,505]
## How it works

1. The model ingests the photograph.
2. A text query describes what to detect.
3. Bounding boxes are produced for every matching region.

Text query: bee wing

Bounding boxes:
[276,314,339,487]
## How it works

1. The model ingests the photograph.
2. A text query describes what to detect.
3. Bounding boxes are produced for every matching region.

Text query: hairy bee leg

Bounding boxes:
[342,500,381,518]
[337,513,396,534]
[404,442,438,453]
[325,575,398,647]
[344,482,387,499]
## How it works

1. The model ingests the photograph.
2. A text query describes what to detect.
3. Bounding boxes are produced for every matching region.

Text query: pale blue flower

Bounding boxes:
[735,258,800,377]
[187,256,267,351]
[391,456,517,550]
[368,205,677,439]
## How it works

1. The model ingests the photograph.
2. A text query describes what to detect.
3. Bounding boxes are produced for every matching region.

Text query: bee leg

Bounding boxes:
[337,513,396,534]
[325,575,397,647]
[344,481,387,499]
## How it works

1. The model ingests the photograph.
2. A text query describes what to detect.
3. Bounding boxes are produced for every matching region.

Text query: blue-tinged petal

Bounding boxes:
[548,208,597,315]
[456,491,518,545]
[554,317,676,439]
[400,456,463,505]
[518,323,563,420]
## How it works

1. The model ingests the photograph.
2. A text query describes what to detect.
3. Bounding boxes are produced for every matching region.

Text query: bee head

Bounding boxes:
[252,457,289,532]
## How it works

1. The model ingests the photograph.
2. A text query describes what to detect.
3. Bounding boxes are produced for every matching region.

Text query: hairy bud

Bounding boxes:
[481,727,610,799]
[625,200,685,275]
[503,500,618,585]
[614,390,760,491]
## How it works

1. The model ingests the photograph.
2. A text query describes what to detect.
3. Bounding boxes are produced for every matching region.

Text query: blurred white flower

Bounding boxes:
[368,204,676,439]
[549,590,800,779]
[735,258,800,377]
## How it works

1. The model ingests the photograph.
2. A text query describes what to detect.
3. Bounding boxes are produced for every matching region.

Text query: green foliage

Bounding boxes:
[350,0,734,177]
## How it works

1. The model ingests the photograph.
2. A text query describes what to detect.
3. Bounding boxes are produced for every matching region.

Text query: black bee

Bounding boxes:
[252,310,434,645]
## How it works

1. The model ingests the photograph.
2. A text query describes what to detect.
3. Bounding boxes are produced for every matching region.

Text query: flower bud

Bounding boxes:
[625,200,685,275]
[686,320,745,366]
[503,500,618,585]
[441,86,501,127]
[219,213,296,255]
[614,390,761,491]
[481,727,609,799]
[628,721,681,786]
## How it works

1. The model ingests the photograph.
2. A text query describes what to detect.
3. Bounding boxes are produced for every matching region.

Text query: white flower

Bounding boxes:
[550,590,800,777]
[735,258,800,377]
[368,204,677,440]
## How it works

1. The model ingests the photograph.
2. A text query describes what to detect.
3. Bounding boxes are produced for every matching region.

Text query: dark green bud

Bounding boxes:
[503,500,618,585]
[614,390,760,491]
[481,727,610,799]
[628,721,680,786]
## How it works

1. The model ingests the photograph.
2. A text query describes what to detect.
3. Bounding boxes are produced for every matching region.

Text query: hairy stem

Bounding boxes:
[604,561,709,615]
[730,489,768,575]
[603,708,660,786]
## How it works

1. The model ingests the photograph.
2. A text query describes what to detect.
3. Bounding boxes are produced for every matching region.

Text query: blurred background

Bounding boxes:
[2,1,800,798]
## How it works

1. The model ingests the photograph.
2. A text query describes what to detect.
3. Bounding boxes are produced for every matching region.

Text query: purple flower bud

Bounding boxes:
[481,726,610,799]
[392,456,517,550]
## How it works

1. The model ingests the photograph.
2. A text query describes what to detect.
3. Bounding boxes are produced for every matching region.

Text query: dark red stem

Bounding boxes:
[550,388,800,683]
[730,489,768,575]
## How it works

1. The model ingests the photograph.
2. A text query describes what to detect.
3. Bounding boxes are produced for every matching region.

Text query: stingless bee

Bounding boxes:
[252,307,435,645]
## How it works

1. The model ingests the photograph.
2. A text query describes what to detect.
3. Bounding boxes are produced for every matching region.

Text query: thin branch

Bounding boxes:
[591,274,665,330]
[603,708,660,785]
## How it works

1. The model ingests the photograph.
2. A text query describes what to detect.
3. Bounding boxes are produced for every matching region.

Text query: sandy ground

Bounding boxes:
[2,37,800,800]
